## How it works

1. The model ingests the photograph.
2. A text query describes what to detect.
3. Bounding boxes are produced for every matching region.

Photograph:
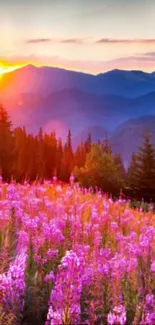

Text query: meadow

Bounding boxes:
[0,178,155,325]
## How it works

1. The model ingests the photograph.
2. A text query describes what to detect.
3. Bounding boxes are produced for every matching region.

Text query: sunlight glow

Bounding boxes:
[0,67,4,75]
[0,64,23,76]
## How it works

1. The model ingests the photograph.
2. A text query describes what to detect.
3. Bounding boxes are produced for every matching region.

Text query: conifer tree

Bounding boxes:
[61,130,74,181]
[101,133,112,154]
[74,142,86,168]
[114,153,126,180]
[0,105,14,180]
[13,127,28,181]
[127,153,139,193]
[85,133,92,153]
[36,127,45,178]
[56,138,63,179]
[128,134,155,201]
[47,132,57,178]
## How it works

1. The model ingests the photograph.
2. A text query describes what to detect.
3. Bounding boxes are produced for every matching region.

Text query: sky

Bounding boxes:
[1,0,155,74]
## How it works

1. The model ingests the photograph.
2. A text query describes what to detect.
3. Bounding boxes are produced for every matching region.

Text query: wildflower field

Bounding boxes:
[0,179,155,325]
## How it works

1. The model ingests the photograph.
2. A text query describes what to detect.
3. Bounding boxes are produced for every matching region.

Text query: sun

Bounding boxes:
[0,66,11,76]
[0,65,22,77]
[0,67,5,75]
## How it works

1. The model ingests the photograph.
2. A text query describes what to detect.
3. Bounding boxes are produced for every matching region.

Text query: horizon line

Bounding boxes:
[2,63,155,77]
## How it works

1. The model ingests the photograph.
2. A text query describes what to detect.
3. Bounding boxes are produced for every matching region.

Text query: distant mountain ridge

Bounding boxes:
[72,116,155,164]
[1,65,155,98]
[72,126,109,148]
[110,115,155,164]
[0,65,155,161]
[2,88,155,136]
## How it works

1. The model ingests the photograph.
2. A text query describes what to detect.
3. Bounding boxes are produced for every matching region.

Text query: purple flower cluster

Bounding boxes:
[107,305,126,325]
[46,250,84,325]
[0,248,27,313]
[1,180,155,324]
[140,295,155,325]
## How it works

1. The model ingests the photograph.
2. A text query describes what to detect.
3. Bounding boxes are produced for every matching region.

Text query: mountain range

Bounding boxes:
[0,65,155,163]
[1,65,155,97]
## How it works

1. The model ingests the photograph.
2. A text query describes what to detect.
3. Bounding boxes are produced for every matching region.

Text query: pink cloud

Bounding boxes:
[1,53,155,75]
[96,38,155,44]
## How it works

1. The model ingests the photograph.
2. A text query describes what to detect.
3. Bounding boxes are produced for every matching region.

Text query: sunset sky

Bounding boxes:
[1,0,155,74]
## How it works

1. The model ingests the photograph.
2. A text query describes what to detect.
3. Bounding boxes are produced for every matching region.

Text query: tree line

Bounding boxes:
[1,105,155,201]
[0,105,90,182]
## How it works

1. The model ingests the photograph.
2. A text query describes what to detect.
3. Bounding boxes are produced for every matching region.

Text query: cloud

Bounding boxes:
[104,54,155,71]
[97,38,155,44]
[26,38,87,45]
[25,38,155,46]
[26,38,51,44]
[97,38,130,44]
[60,38,85,44]
[144,51,155,58]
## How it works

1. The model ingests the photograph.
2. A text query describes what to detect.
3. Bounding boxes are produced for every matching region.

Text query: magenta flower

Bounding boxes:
[151,261,155,272]
[107,305,126,325]
[46,251,84,325]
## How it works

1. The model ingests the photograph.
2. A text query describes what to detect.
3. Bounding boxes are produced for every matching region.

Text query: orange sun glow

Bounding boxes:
[0,67,5,75]
[0,64,23,76]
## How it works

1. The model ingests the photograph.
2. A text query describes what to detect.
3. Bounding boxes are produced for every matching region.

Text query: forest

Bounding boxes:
[0,104,155,202]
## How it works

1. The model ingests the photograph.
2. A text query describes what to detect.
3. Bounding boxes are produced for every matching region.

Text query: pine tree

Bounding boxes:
[128,134,155,201]
[74,142,86,168]
[36,127,45,178]
[56,138,63,179]
[127,153,139,197]
[0,105,14,180]
[44,132,57,179]
[13,127,28,181]
[114,153,126,180]
[26,134,38,181]
[61,130,74,181]
[85,133,92,154]
[101,133,112,154]
[67,130,73,153]
[137,134,155,200]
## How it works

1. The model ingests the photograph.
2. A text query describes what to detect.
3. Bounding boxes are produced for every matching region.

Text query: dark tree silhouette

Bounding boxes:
[128,134,155,201]
[0,105,14,180]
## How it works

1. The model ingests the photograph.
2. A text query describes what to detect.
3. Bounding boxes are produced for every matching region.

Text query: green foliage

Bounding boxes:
[74,143,125,194]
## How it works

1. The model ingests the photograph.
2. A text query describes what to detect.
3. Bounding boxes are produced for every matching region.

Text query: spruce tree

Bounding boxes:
[74,142,86,168]
[138,134,155,200]
[36,127,45,178]
[56,138,63,179]
[114,153,126,181]
[128,134,155,201]
[101,133,112,154]
[0,105,14,180]
[13,127,28,181]
[44,132,57,179]
[85,133,92,153]
[127,153,139,196]
[61,130,74,181]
